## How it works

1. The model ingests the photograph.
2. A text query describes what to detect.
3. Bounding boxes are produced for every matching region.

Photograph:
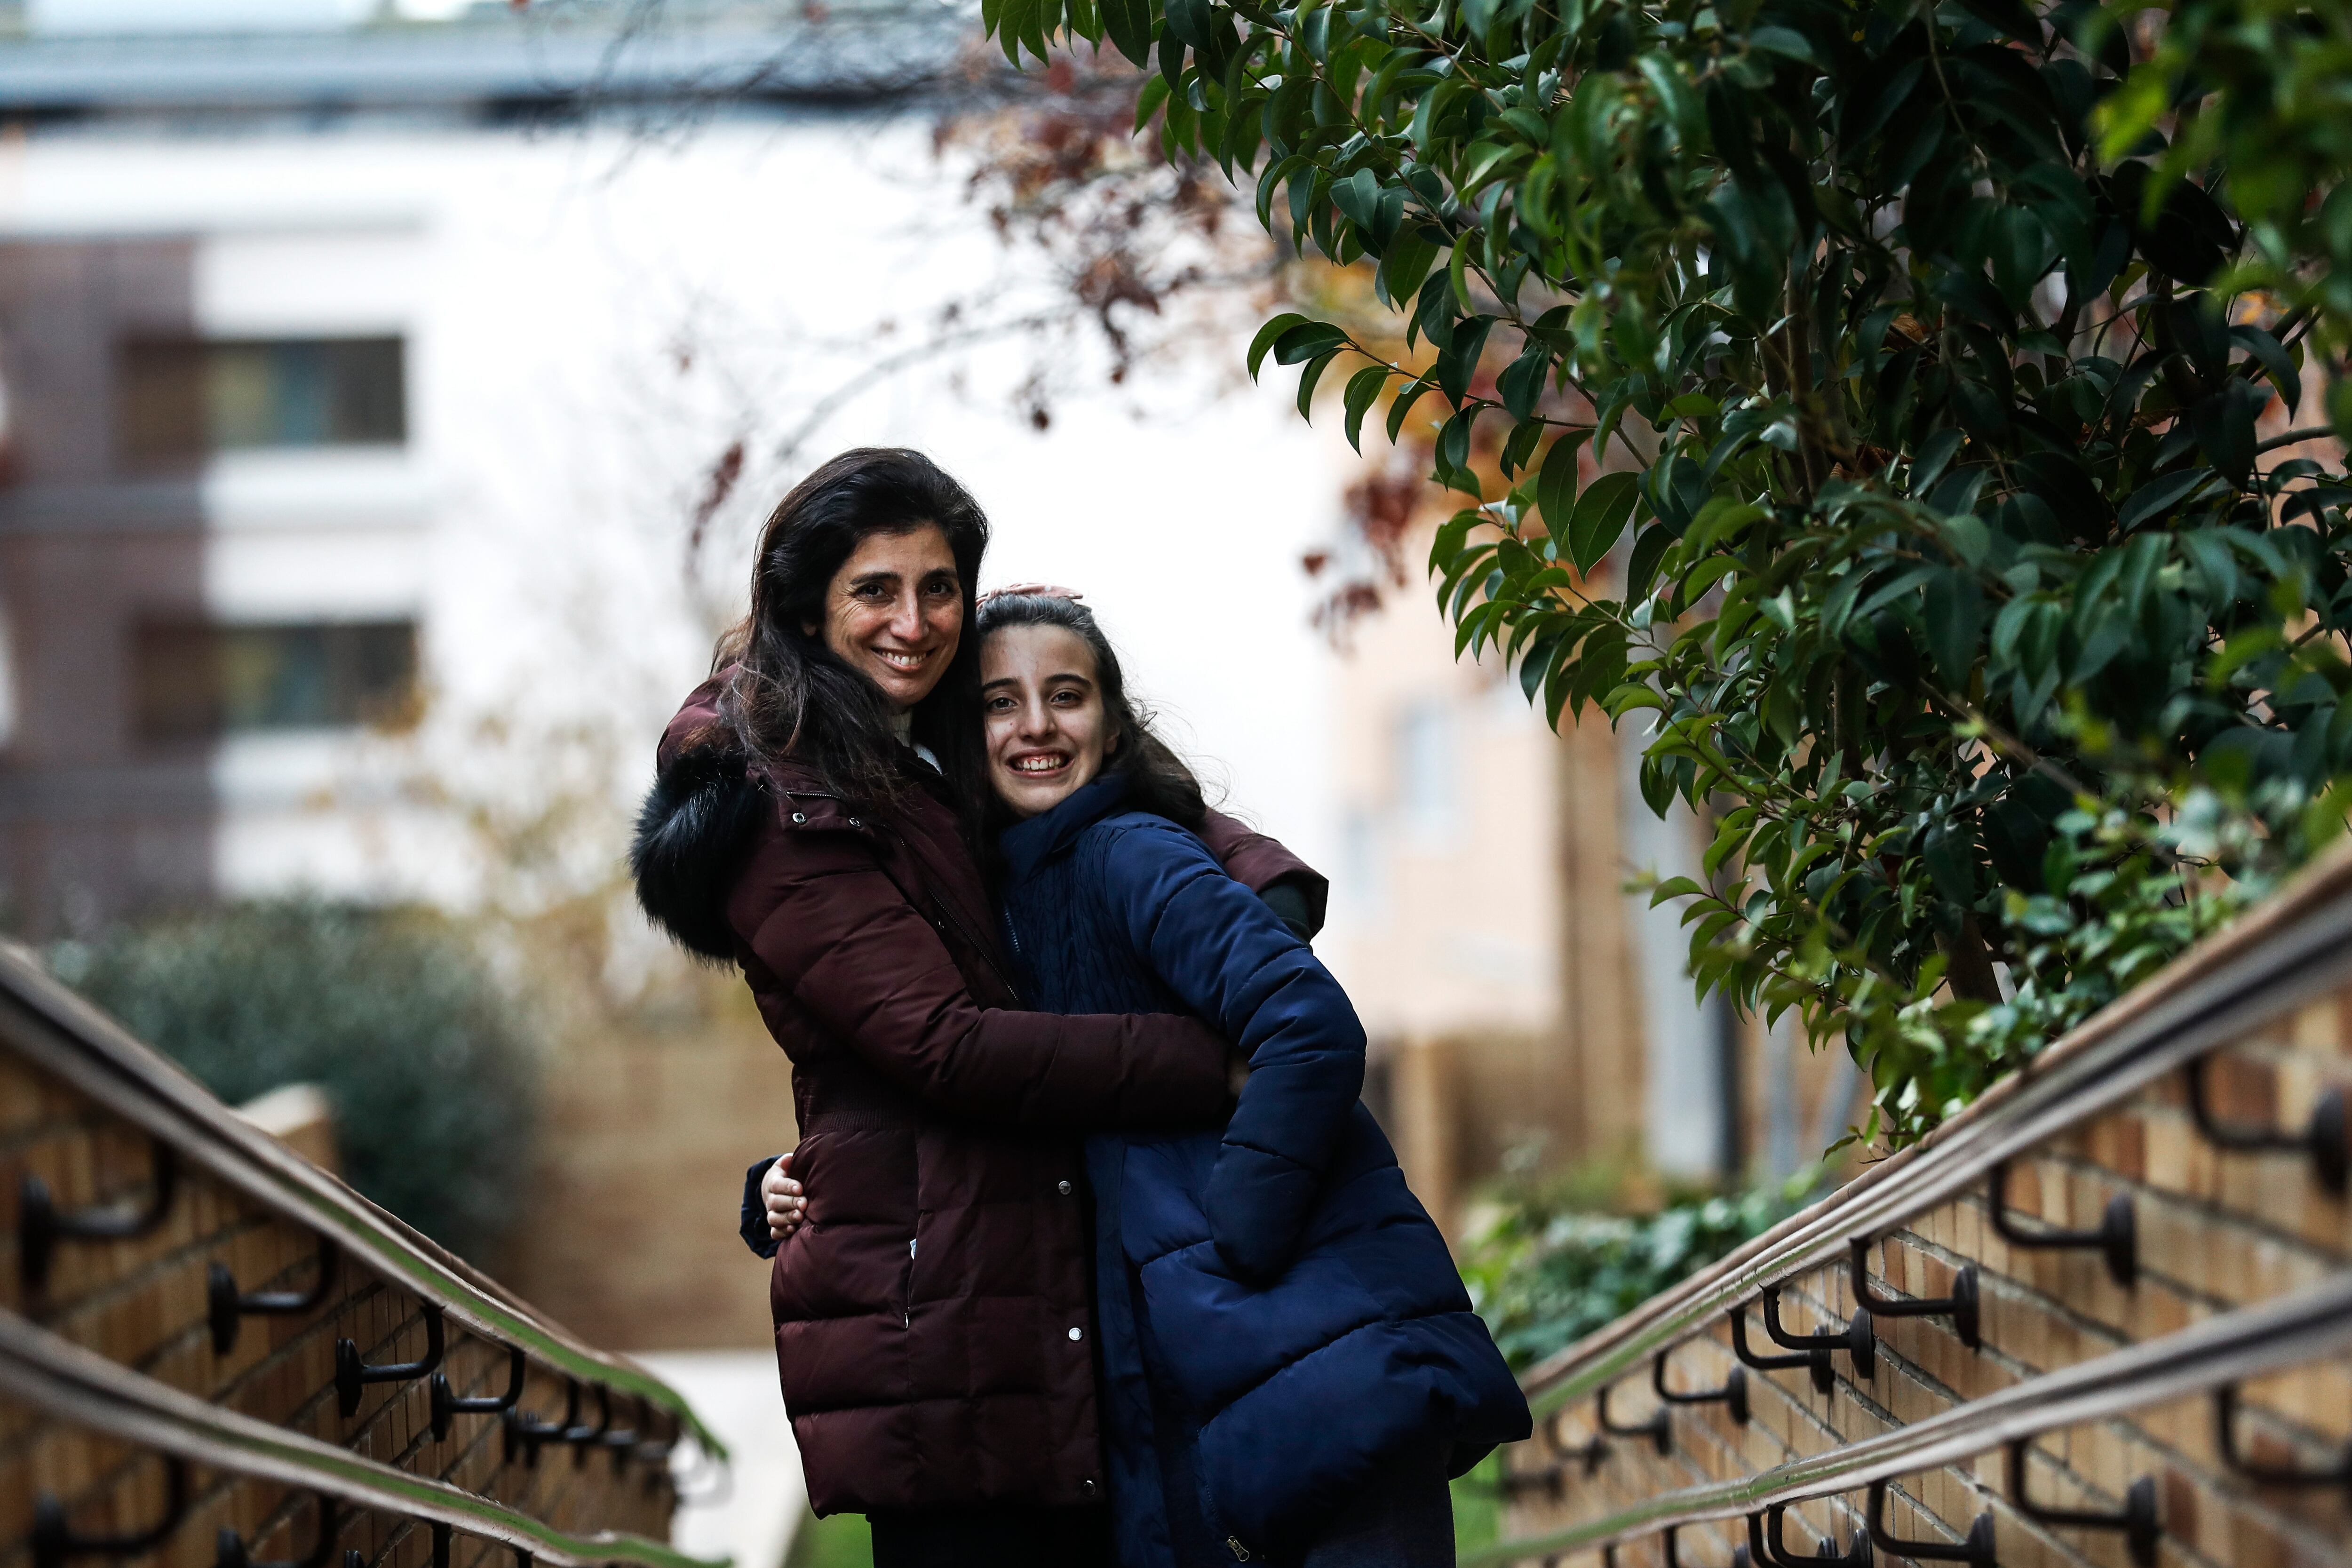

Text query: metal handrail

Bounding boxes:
[0,942,726,1459]
[0,1313,729,1568]
[1517,843,2352,1418]
[1465,1269,2352,1566]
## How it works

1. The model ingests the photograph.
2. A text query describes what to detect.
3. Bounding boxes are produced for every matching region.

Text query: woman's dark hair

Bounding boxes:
[972,592,1206,831]
[716,448,988,803]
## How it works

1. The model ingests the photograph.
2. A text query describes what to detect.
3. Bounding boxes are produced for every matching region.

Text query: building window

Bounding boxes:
[1342,807,1387,915]
[1394,700,1456,848]
[118,337,406,463]
[133,621,418,742]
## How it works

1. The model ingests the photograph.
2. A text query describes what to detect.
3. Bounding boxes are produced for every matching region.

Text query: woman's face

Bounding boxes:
[813,524,963,712]
[982,624,1118,820]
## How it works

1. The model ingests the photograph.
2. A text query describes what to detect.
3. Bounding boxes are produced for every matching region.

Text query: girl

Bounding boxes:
[632,450,1321,1568]
[770,591,1529,1568]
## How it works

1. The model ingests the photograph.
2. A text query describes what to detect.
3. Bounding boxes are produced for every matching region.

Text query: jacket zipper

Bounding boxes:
[875,817,1024,999]
[781,792,1024,1005]
[935,892,1020,998]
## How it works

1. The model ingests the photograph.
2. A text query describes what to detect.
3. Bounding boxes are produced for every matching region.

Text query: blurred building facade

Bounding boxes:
[1327,553,1865,1217]
[0,0,977,935]
[0,234,215,928]
[0,225,442,930]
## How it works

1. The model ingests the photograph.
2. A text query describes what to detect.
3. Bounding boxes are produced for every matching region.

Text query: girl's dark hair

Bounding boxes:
[716,448,988,803]
[972,593,1206,831]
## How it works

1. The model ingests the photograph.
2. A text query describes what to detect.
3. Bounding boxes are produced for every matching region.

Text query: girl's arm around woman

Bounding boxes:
[1090,817,1368,1280]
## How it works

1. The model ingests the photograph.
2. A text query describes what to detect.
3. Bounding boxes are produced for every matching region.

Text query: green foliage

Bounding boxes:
[2099,0,2352,429]
[984,0,2352,1145]
[1854,784,2274,1128]
[784,1511,873,1568]
[53,901,539,1259]
[1460,1172,1818,1369]
[1451,1452,1505,1550]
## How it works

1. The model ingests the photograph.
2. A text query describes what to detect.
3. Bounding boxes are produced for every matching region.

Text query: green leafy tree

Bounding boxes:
[982,0,2352,1146]
[55,901,540,1258]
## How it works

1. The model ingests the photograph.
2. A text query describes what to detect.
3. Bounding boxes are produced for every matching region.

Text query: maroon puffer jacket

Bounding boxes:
[632,678,1322,1516]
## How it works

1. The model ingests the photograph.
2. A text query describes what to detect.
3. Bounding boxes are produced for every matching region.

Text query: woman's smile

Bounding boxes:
[812,525,963,711]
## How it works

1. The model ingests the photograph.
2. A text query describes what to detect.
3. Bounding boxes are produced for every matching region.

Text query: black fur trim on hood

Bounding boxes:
[631,742,768,962]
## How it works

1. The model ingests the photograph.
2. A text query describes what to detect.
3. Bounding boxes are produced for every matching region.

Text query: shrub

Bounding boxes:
[1461,1170,1820,1369]
[53,900,539,1260]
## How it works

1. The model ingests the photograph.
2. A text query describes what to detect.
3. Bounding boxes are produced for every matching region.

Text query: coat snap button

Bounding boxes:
[1067,1326,1083,1342]
[847,817,863,828]
[1081,1480,1098,1498]
[1057,1180,1073,1195]
[909,1238,918,1258]
[790,812,807,824]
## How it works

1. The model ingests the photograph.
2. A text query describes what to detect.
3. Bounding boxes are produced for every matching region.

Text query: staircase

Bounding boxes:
[0,944,725,1568]
[1477,846,2352,1568]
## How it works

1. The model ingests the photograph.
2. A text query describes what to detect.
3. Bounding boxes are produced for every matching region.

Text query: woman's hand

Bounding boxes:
[763,1152,807,1240]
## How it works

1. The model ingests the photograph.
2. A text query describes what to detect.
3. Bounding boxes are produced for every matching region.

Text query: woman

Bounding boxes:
[771,591,1531,1568]
[631,449,1320,1568]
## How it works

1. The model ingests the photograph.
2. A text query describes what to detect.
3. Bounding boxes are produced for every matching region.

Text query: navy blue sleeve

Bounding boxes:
[1097,819,1367,1281]
[740,1155,781,1260]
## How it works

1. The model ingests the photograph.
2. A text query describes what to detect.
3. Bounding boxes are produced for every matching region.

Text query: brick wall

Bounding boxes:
[1500,974,2352,1568]
[501,986,789,1352]
[0,1000,690,1568]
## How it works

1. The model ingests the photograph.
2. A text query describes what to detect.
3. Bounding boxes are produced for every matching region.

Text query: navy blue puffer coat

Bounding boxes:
[998,775,1529,1566]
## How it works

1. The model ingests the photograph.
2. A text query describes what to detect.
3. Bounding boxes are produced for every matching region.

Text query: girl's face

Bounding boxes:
[982,624,1118,819]
[812,524,963,712]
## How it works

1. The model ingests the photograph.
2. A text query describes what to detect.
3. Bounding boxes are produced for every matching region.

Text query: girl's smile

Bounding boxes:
[982,623,1118,818]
